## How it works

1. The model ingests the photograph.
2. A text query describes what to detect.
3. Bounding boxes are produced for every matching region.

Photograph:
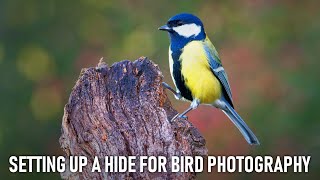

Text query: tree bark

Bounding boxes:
[59,57,207,179]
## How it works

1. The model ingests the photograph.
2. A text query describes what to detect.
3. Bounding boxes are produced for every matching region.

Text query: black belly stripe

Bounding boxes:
[171,50,193,101]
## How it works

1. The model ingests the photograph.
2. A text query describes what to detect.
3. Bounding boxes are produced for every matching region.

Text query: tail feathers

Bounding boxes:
[223,103,260,145]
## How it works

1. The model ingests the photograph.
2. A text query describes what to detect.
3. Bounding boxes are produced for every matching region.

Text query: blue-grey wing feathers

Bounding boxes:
[203,44,234,107]
[203,41,260,145]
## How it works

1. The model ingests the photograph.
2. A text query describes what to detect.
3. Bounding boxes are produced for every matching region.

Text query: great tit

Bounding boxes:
[159,13,260,145]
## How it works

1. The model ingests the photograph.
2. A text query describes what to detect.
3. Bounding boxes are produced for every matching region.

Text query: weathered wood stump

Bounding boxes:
[59,57,207,179]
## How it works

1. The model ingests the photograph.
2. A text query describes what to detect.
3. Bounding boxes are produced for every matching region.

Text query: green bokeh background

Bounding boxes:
[0,0,319,179]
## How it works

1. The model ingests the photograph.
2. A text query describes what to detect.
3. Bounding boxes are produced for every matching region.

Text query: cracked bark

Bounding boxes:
[59,57,208,179]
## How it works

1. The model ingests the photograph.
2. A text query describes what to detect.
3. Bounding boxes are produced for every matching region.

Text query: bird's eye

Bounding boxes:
[177,21,183,26]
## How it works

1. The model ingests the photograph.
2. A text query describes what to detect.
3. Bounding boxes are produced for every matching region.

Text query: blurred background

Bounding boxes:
[0,0,319,179]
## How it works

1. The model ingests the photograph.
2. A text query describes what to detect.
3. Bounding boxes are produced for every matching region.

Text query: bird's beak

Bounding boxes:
[158,24,172,32]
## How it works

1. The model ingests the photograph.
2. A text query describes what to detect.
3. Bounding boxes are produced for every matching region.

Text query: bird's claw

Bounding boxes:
[179,114,188,119]
[169,113,188,123]
[162,82,182,100]
[162,82,171,89]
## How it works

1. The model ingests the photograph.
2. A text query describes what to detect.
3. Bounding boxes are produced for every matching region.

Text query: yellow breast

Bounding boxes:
[180,40,222,104]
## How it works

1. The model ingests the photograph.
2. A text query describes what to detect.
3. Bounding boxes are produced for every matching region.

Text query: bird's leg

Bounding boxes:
[162,82,182,100]
[170,99,200,122]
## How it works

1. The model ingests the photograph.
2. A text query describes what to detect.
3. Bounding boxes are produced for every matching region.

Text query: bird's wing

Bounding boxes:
[203,38,234,107]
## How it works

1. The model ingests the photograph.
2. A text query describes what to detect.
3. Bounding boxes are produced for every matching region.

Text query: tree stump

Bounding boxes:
[59,57,208,179]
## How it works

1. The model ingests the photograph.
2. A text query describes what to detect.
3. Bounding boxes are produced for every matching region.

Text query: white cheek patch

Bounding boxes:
[173,23,201,38]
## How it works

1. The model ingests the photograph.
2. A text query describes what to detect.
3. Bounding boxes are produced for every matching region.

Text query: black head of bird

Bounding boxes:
[159,13,206,49]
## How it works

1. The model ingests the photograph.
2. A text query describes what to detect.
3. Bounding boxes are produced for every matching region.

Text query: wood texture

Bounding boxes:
[59,57,207,179]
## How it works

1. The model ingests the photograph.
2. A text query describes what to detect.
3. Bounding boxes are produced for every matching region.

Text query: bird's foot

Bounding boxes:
[162,82,171,89]
[162,82,182,100]
[169,99,200,123]
[179,114,188,119]
[170,113,188,123]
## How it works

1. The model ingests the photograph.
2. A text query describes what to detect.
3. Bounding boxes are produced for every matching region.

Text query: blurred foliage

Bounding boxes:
[0,0,320,179]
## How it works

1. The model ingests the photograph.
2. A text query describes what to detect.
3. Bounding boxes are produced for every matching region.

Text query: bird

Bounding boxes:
[158,13,260,145]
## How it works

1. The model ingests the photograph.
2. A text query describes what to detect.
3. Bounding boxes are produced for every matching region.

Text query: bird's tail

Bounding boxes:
[222,103,260,145]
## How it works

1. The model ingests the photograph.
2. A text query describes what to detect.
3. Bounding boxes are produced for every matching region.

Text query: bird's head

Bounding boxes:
[159,13,206,46]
